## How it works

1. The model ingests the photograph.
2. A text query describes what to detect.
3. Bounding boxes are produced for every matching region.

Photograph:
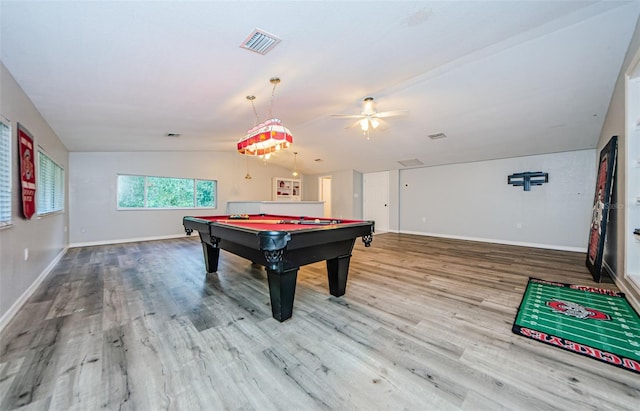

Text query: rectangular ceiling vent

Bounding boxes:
[428,132,447,140]
[398,159,424,167]
[240,28,281,55]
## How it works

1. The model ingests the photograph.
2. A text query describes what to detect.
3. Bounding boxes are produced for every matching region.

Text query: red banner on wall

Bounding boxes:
[18,124,36,219]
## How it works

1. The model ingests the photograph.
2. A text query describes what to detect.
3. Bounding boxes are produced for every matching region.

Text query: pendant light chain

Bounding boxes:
[247,95,260,126]
[244,154,252,179]
[292,151,299,177]
[269,77,280,119]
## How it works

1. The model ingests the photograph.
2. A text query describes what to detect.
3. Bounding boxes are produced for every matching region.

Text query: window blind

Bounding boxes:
[0,117,10,226]
[37,150,64,215]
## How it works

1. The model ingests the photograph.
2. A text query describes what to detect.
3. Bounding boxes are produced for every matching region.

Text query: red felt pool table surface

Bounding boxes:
[194,214,366,231]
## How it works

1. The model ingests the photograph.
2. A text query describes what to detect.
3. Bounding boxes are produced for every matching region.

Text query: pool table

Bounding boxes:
[183,214,374,321]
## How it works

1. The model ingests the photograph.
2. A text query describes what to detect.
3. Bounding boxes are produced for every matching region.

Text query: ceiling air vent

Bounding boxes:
[240,28,281,55]
[398,159,424,167]
[428,132,447,140]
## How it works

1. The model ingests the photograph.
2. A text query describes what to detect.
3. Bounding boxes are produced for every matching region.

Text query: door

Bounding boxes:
[319,176,332,217]
[363,171,389,232]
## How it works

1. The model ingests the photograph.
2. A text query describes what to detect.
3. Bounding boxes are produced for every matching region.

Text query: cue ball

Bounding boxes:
[315,219,320,223]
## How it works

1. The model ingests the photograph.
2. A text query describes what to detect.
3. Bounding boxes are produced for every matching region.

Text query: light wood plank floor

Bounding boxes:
[0,233,638,410]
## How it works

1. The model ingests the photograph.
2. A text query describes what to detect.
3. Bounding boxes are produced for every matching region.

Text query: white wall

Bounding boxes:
[69,152,297,245]
[353,171,363,219]
[0,62,69,328]
[598,14,640,306]
[328,169,362,220]
[399,150,596,251]
[328,170,352,219]
[388,169,400,232]
[303,170,362,220]
[301,174,318,202]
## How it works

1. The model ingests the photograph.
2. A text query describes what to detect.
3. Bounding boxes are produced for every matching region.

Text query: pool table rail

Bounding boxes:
[182,214,374,321]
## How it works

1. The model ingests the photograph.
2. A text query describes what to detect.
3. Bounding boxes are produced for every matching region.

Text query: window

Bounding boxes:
[37,150,65,215]
[117,175,217,209]
[0,116,11,227]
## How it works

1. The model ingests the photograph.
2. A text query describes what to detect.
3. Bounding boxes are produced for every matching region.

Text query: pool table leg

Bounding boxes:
[327,254,352,297]
[266,268,298,322]
[198,234,220,273]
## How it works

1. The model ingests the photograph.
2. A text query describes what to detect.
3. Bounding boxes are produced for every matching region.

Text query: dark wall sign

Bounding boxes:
[18,123,36,219]
[586,135,617,282]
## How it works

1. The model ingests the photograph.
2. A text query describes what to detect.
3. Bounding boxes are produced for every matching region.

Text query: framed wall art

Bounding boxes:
[17,123,36,219]
[586,135,618,282]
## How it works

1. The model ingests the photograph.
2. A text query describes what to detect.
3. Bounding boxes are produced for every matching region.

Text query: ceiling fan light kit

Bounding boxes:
[332,96,407,139]
[362,96,375,114]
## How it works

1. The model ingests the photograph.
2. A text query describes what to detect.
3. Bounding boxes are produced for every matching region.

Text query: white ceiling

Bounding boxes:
[1,1,639,175]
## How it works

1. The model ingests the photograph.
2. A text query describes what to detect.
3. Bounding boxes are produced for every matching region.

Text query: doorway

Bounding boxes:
[363,171,389,232]
[319,176,332,217]
[623,51,640,289]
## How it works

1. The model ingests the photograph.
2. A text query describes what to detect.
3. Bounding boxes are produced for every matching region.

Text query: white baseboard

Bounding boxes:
[0,247,68,334]
[617,276,640,313]
[398,230,587,253]
[69,233,191,248]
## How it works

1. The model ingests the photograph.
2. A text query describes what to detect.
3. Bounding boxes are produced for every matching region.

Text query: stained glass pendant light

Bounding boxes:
[237,77,293,159]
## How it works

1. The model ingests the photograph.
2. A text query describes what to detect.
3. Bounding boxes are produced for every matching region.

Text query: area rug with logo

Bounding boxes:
[512,278,640,374]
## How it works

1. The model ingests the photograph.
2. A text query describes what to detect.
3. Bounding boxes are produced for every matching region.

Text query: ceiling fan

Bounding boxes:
[331,97,407,138]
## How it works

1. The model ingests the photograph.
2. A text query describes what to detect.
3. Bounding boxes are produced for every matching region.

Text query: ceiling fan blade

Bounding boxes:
[362,117,386,130]
[375,109,409,118]
[376,118,389,131]
[331,114,366,119]
[345,119,361,129]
